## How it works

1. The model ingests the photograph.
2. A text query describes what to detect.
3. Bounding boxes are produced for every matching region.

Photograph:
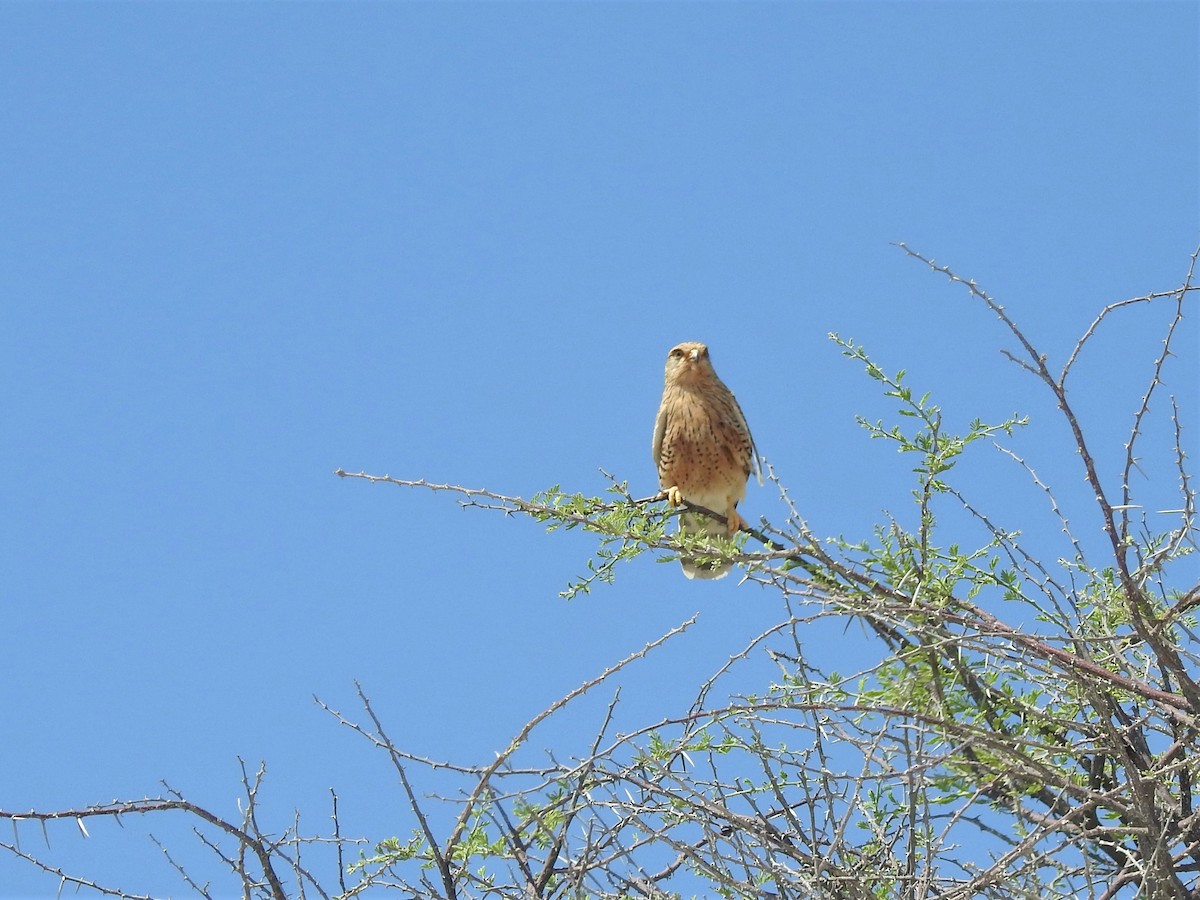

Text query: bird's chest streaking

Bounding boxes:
[656,385,751,499]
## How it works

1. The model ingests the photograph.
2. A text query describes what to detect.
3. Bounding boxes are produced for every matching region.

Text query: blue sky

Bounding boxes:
[2,2,1197,893]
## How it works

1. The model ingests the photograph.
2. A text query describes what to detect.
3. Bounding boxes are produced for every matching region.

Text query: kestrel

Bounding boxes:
[652,342,762,580]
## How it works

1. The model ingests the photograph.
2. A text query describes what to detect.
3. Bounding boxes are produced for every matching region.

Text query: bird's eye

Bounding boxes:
[669,348,683,359]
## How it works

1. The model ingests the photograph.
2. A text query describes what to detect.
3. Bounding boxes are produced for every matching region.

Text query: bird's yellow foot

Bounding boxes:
[666,486,685,506]
[726,507,746,535]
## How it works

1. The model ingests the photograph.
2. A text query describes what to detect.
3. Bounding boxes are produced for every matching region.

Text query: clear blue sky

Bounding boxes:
[2,2,1197,894]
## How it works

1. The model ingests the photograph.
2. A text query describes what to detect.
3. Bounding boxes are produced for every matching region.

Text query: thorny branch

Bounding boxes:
[0,793,288,900]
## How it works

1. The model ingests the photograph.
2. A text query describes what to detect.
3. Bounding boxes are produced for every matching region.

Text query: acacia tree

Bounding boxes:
[3,245,1197,899]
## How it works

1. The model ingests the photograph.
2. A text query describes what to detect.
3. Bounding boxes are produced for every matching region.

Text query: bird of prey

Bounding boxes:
[652,342,762,579]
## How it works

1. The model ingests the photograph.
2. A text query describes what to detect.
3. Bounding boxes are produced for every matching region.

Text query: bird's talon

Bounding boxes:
[666,486,685,506]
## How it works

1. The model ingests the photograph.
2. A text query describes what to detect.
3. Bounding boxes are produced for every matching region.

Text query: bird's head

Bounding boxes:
[663,341,713,385]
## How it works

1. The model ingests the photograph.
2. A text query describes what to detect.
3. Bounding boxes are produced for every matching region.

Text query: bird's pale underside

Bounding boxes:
[652,342,762,579]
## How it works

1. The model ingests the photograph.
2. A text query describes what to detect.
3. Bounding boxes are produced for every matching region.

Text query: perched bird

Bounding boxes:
[652,342,762,579]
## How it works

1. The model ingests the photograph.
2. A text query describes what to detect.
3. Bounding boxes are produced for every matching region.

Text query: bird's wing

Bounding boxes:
[651,400,668,472]
[731,392,763,486]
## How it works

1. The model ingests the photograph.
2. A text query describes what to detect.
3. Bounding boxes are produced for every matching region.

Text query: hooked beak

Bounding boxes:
[688,348,699,362]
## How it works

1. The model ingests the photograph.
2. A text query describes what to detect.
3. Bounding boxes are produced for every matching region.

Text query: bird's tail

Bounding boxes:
[678,510,733,580]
